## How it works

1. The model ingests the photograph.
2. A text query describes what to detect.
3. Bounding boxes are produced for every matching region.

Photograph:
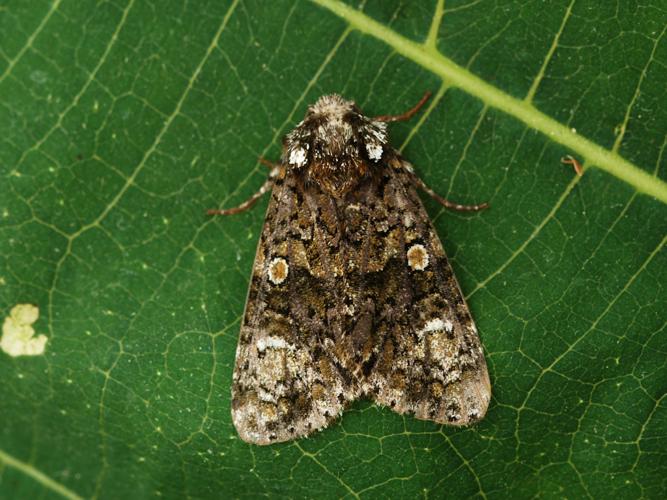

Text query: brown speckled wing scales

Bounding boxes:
[231,172,360,445]
[361,165,491,425]
[231,160,490,445]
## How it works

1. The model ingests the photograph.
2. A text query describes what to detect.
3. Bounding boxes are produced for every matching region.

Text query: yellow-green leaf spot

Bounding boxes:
[1,304,48,357]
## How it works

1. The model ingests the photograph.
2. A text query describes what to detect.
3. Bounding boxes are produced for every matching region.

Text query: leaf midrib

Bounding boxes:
[310,0,667,205]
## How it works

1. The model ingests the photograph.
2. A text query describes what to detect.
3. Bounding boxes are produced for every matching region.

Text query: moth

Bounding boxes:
[209,92,491,445]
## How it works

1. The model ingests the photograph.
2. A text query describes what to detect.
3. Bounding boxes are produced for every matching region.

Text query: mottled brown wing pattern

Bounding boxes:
[231,172,360,445]
[328,160,490,425]
[226,92,491,445]
[360,163,491,425]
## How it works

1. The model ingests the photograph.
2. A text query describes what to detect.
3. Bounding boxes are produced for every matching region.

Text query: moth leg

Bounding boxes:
[258,157,279,169]
[207,177,274,216]
[411,174,489,212]
[373,91,432,122]
[561,154,583,176]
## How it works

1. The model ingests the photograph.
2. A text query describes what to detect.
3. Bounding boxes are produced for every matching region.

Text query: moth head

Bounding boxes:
[283,94,389,174]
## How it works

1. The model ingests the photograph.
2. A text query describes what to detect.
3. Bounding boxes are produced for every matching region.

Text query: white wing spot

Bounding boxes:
[407,244,429,271]
[417,318,444,337]
[256,336,294,352]
[268,257,289,285]
[1,304,48,357]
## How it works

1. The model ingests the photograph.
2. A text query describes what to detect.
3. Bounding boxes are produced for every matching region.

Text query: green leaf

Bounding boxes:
[1,0,665,498]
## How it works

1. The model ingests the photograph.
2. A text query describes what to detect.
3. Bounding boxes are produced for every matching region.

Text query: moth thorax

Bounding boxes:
[309,156,369,198]
[316,121,354,157]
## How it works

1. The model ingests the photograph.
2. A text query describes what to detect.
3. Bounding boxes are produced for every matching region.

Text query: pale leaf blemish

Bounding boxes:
[1,304,48,357]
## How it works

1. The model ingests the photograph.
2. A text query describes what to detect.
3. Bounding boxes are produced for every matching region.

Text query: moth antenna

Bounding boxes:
[411,174,489,212]
[207,178,273,216]
[373,91,432,122]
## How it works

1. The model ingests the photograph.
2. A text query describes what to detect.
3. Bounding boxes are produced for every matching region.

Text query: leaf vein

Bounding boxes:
[517,233,666,418]
[0,448,82,500]
[612,21,667,154]
[525,0,576,103]
[425,0,446,49]
[9,0,135,179]
[309,0,667,204]
[0,0,62,84]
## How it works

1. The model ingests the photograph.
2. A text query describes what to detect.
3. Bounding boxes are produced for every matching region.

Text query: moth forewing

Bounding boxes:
[212,93,490,445]
[356,164,491,426]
